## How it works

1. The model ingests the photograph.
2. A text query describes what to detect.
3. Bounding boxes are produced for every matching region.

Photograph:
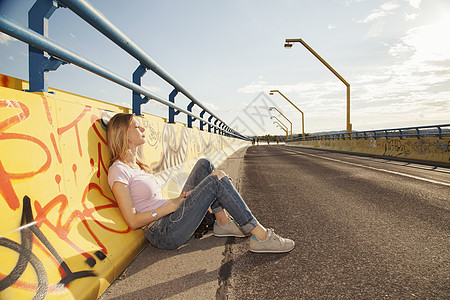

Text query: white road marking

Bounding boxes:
[284,148,450,188]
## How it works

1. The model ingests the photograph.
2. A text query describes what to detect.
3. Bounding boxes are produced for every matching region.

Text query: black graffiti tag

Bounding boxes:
[0,196,97,299]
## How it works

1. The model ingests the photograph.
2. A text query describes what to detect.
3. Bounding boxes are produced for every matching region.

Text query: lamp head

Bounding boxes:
[269,107,274,110]
[284,43,293,49]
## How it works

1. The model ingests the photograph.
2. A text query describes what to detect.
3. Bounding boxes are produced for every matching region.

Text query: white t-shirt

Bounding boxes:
[108,160,168,214]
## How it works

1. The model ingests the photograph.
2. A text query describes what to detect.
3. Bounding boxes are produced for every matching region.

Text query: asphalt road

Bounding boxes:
[226,145,450,299]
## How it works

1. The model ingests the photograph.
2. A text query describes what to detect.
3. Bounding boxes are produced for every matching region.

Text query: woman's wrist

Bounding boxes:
[167,198,179,213]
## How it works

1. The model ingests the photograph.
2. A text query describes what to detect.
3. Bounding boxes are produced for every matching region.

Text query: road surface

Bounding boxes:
[226,145,449,299]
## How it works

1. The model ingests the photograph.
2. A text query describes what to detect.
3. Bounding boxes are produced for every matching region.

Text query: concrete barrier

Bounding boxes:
[0,75,249,299]
[286,136,450,165]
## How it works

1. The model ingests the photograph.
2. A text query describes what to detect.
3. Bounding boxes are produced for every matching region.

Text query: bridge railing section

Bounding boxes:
[288,124,450,142]
[0,0,248,140]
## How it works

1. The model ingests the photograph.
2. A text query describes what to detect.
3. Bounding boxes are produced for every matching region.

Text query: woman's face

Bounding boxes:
[127,117,146,147]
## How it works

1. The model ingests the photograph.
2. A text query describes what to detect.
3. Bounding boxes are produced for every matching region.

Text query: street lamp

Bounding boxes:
[284,38,352,132]
[269,90,305,139]
[271,116,289,140]
[269,106,293,139]
[273,121,288,140]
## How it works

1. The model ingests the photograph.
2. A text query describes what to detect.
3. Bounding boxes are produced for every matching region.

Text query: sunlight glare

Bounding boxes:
[407,12,450,62]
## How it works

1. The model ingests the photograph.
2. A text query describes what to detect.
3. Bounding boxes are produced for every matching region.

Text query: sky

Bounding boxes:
[0,0,449,136]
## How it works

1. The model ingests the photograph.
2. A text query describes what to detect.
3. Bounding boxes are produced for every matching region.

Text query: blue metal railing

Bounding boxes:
[287,124,450,142]
[0,0,248,140]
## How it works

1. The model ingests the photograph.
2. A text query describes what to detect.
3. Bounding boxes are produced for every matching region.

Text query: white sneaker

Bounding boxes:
[249,229,295,253]
[213,219,248,238]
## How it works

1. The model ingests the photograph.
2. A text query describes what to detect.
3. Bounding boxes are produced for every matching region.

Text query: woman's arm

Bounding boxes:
[111,182,189,230]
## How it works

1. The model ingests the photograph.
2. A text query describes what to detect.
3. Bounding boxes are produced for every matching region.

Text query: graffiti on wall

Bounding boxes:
[0,94,134,299]
[290,136,449,164]
[0,196,97,299]
[383,139,409,157]
[383,138,449,161]
[0,83,248,299]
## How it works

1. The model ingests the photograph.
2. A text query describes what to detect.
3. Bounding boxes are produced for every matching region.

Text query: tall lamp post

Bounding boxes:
[273,121,288,140]
[271,116,289,140]
[269,90,305,139]
[269,106,293,139]
[284,38,351,132]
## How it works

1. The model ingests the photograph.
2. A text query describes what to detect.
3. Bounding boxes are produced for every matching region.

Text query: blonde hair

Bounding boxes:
[106,113,152,173]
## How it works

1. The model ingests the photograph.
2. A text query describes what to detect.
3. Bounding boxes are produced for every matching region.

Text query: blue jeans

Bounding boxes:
[145,158,259,249]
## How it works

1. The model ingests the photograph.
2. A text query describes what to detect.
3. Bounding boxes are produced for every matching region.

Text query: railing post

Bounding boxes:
[208,116,213,132]
[168,88,180,123]
[438,126,442,139]
[199,110,206,131]
[187,101,195,128]
[28,0,62,92]
[214,120,218,134]
[132,64,149,115]
[416,128,420,139]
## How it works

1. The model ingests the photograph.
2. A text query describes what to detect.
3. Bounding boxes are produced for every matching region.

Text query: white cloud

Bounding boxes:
[328,24,337,30]
[237,80,345,119]
[404,13,419,21]
[119,101,131,109]
[363,21,386,39]
[391,15,450,63]
[388,40,414,58]
[238,79,343,96]
[142,85,161,93]
[0,32,17,45]
[358,1,400,23]
[236,79,270,94]
[345,0,365,6]
[380,2,400,11]
[200,101,219,112]
[358,10,388,23]
[70,33,76,38]
[406,0,421,9]
[350,15,450,129]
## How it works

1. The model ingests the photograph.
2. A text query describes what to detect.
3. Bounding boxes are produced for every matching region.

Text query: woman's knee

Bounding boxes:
[210,170,226,180]
[196,158,209,166]
[196,158,214,171]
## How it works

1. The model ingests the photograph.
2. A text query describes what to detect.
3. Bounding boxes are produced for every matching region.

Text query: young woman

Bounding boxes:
[106,113,294,253]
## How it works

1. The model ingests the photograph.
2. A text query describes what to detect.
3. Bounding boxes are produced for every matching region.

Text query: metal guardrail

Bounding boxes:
[0,0,249,140]
[287,124,450,142]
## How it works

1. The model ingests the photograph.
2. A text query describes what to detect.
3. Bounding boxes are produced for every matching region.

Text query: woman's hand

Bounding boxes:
[181,190,192,198]
[112,183,193,229]
[167,190,192,212]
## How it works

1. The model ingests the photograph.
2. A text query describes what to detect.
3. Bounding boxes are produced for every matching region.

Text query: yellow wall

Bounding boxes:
[287,136,450,164]
[0,75,249,299]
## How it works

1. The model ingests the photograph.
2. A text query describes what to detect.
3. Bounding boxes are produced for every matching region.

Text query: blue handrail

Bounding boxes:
[0,15,242,137]
[287,124,450,142]
[0,0,248,140]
